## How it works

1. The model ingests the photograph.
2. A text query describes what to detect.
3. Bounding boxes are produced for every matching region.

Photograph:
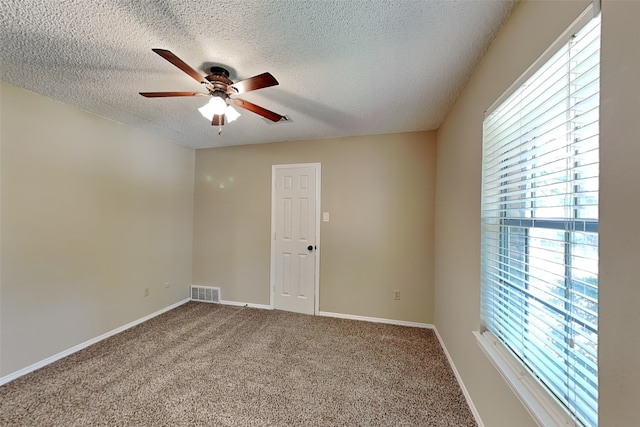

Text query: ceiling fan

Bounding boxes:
[139,49,286,132]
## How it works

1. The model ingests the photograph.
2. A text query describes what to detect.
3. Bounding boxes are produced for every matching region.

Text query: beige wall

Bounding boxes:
[193,132,436,323]
[434,1,640,426]
[0,83,195,376]
[598,1,640,425]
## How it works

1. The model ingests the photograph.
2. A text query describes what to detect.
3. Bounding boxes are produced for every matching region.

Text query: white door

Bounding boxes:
[271,164,320,315]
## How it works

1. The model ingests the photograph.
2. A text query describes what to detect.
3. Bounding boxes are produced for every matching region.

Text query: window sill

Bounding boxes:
[473,330,579,427]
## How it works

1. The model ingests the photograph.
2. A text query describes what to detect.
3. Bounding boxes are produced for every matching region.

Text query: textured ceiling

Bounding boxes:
[0,0,516,149]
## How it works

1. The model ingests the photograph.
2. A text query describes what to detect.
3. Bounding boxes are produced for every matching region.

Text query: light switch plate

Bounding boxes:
[323,212,330,222]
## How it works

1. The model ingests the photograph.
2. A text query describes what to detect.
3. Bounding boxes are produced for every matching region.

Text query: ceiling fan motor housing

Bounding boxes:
[205,67,234,96]
[209,66,230,78]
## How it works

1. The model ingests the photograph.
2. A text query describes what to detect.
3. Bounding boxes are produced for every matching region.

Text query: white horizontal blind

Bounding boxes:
[481,15,600,427]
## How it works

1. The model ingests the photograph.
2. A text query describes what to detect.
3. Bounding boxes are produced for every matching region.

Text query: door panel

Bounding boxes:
[272,165,318,315]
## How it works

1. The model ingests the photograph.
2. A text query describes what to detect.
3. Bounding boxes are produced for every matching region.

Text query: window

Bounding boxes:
[479,9,600,427]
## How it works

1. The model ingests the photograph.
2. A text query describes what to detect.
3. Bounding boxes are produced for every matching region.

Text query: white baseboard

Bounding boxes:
[219,299,272,310]
[433,328,484,427]
[318,310,433,329]
[0,298,190,386]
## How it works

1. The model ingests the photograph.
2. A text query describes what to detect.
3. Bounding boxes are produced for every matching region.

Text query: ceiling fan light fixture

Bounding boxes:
[198,95,228,120]
[225,106,241,123]
[198,101,241,123]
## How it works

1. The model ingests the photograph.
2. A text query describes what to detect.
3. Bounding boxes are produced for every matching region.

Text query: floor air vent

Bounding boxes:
[191,286,220,303]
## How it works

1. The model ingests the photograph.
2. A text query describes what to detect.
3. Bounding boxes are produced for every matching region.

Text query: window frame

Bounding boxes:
[475,4,600,427]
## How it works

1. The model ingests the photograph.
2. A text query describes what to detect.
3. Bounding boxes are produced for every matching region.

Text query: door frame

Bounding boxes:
[270,163,321,314]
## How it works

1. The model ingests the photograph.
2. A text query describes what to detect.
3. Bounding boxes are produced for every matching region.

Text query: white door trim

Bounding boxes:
[270,163,321,314]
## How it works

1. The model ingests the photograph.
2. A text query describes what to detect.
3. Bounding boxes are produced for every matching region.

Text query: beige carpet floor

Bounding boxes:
[0,302,477,426]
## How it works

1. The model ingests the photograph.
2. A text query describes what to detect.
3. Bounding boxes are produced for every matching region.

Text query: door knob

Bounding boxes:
[307,245,316,251]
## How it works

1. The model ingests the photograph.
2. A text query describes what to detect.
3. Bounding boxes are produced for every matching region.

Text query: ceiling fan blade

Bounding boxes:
[233,98,285,122]
[152,49,206,84]
[230,72,279,94]
[139,91,207,98]
[212,114,225,126]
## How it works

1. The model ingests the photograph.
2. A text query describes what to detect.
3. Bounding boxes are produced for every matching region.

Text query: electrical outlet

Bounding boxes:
[394,290,400,300]
[144,288,150,297]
